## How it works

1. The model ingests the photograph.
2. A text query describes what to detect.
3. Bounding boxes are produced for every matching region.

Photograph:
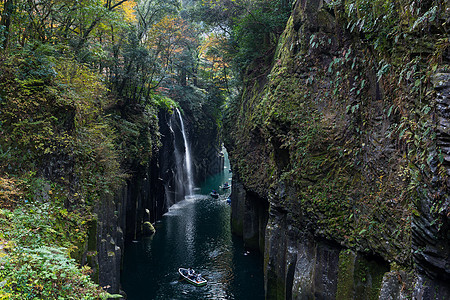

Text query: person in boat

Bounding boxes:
[187,268,195,278]
[212,189,217,194]
[224,182,229,187]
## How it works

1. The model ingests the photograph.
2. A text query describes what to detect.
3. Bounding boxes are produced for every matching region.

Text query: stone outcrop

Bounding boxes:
[411,70,450,283]
[95,189,126,295]
[88,155,165,295]
[225,0,450,298]
[230,172,268,252]
[174,86,224,184]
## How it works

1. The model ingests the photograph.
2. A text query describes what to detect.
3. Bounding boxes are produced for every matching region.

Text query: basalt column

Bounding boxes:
[230,172,269,252]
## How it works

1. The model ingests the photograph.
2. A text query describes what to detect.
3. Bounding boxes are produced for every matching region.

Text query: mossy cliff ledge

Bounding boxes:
[225,0,450,298]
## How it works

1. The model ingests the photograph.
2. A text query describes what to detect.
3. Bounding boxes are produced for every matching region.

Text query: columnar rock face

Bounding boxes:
[96,189,126,295]
[91,155,165,295]
[225,0,450,298]
[411,70,450,284]
[182,107,223,185]
[230,173,269,252]
[159,110,185,206]
[168,86,224,186]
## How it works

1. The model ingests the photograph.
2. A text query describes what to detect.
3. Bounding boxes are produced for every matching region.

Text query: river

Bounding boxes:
[121,166,264,299]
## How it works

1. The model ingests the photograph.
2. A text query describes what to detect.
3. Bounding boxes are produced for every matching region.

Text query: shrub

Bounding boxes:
[0,246,104,299]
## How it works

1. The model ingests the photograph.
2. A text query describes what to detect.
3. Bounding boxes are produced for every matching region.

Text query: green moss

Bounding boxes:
[226,1,449,287]
[87,218,98,251]
[86,251,99,283]
[337,250,356,299]
[266,270,285,300]
[142,221,156,236]
[337,249,389,300]
[354,256,389,300]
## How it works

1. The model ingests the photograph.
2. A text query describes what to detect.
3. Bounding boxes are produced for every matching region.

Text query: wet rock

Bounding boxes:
[413,274,450,299]
[142,221,155,236]
[231,175,269,251]
[379,271,411,300]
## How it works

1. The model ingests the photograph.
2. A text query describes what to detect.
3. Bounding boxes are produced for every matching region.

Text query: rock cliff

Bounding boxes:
[225,0,450,298]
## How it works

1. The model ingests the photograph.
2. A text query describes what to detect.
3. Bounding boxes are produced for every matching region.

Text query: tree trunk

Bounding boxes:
[0,0,14,50]
[180,66,187,86]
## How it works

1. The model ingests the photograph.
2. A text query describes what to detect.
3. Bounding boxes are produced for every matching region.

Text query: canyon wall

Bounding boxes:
[225,0,450,299]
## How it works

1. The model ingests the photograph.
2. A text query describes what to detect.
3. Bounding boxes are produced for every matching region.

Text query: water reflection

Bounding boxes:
[122,148,263,299]
[121,195,264,300]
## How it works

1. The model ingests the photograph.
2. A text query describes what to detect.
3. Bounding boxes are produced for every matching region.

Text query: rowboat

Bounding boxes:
[178,268,207,286]
[210,191,219,198]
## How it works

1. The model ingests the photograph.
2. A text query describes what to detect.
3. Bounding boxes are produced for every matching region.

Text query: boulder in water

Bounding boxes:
[143,221,156,236]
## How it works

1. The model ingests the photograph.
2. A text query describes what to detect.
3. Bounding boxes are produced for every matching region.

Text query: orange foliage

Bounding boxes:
[199,33,231,85]
[0,176,23,209]
[146,16,198,67]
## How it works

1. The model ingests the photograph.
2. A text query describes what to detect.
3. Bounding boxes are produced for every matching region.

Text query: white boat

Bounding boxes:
[178,268,207,286]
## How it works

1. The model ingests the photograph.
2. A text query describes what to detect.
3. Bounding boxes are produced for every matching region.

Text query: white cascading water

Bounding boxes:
[175,108,194,196]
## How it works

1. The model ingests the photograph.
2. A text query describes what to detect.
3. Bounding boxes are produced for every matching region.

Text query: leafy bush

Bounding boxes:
[190,0,291,72]
[0,246,104,300]
[0,47,126,202]
[0,181,123,299]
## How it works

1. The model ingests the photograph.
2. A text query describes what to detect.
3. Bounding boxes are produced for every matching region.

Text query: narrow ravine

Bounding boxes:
[121,152,264,299]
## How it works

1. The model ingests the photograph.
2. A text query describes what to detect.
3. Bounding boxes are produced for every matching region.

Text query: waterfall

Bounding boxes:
[166,108,194,207]
[175,108,194,195]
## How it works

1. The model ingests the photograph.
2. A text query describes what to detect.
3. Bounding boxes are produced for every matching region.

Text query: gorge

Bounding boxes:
[0,0,449,299]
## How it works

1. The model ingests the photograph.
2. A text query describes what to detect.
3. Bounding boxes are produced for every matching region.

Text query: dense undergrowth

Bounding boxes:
[0,181,105,299]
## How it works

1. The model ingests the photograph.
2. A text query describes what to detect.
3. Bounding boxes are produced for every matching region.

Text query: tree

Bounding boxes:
[189,0,291,72]
[198,32,232,91]
[146,15,199,85]
[0,0,14,49]
[106,0,183,104]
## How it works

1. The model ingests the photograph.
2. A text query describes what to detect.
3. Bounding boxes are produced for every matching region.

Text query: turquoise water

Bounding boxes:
[121,164,264,299]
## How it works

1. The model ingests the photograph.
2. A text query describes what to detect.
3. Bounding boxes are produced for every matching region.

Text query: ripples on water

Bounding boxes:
[121,193,264,300]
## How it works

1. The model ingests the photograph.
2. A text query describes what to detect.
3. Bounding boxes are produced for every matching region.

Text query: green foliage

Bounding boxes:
[15,43,58,84]
[225,0,450,267]
[0,45,73,173]
[0,0,210,298]
[0,246,105,299]
[0,177,114,299]
[231,0,291,70]
[191,0,291,73]
[0,180,88,251]
[109,103,161,170]
[106,0,185,104]
[338,0,449,217]
[151,93,179,113]
[0,46,125,201]
[172,84,225,135]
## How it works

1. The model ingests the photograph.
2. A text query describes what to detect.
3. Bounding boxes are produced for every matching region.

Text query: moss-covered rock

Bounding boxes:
[225,0,450,297]
[142,221,156,236]
[337,250,389,300]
